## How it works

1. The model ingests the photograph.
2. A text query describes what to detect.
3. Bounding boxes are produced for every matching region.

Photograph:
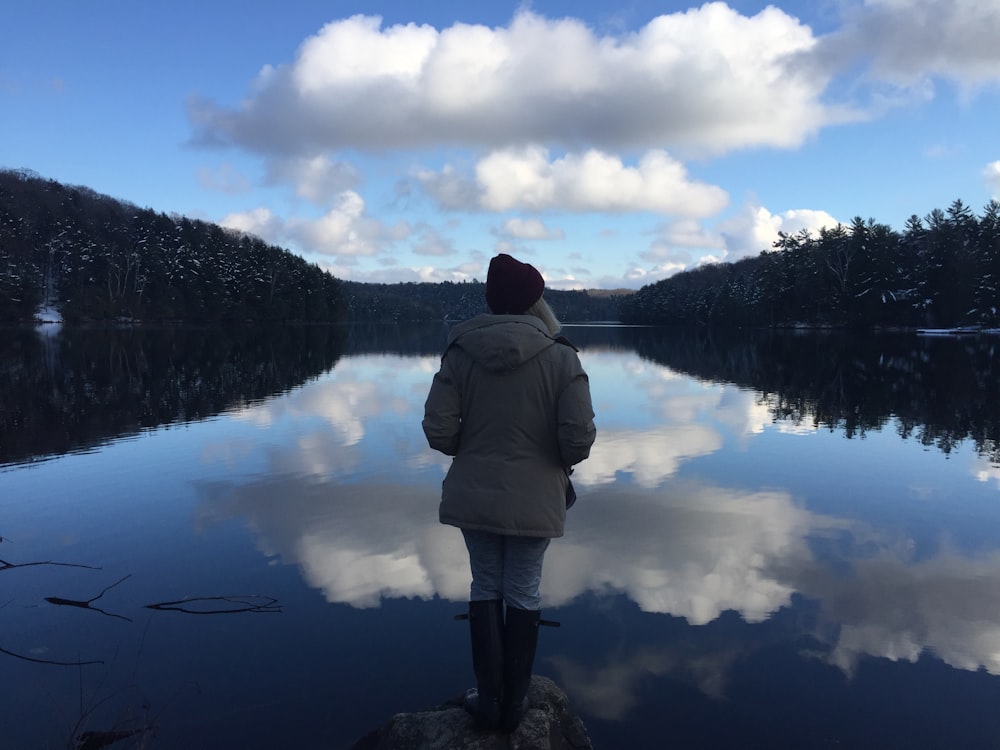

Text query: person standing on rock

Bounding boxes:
[422,253,597,733]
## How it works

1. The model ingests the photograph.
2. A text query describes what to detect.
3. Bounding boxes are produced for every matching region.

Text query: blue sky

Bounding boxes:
[3,1,999,290]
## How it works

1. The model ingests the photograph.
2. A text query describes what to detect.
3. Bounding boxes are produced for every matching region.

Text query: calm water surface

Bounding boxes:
[2,324,1000,749]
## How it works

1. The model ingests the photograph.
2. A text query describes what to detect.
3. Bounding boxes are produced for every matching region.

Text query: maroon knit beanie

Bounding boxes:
[485,253,545,314]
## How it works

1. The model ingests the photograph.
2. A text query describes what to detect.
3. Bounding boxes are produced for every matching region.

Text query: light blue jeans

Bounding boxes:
[462,529,551,610]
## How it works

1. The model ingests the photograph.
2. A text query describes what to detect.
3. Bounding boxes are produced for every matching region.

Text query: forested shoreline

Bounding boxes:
[620,201,1000,328]
[0,169,345,324]
[3,168,997,329]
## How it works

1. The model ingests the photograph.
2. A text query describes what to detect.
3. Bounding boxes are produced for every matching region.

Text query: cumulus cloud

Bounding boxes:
[183,3,1000,290]
[481,148,728,215]
[614,262,686,288]
[816,0,1000,93]
[800,545,1000,678]
[411,224,456,256]
[290,191,393,257]
[188,7,840,156]
[196,477,469,608]
[500,217,564,241]
[415,163,479,211]
[264,155,360,203]
[629,219,726,277]
[551,534,1000,716]
[221,190,410,259]
[623,204,838,281]
[195,459,823,622]
[220,205,284,240]
[420,147,729,215]
[985,160,1000,199]
[545,482,825,622]
[659,218,728,250]
[975,459,1000,488]
[572,352,778,486]
[550,644,742,720]
[718,203,840,261]
[230,352,425,464]
[575,425,722,488]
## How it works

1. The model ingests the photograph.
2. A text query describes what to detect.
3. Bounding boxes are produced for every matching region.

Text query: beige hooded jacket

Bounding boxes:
[422,314,596,538]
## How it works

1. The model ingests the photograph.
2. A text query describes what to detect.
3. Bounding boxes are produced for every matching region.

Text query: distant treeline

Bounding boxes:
[0,169,345,323]
[342,279,623,323]
[621,200,1000,328]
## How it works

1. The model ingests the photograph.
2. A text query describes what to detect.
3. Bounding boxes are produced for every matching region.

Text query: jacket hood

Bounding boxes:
[447,314,556,373]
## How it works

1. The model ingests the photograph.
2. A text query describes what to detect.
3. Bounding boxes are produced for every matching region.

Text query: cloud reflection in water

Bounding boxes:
[197,348,1000,702]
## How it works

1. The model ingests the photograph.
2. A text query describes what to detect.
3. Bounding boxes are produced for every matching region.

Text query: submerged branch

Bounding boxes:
[45,574,133,622]
[1,558,102,572]
[0,645,103,666]
[145,594,281,615]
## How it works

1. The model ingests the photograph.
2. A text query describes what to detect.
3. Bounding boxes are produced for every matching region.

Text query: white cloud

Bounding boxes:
[411,224,456,257]
[575,425,722,489]
[232,356,414,450]
[779,208,843,237]
[415,163,479,210]
[659,218,728,250]
[195,467,820,622]
[616,262,687,287]
[264,155,360,203]
[719,203,840,262]
[631,218,728,278]
[480,147,729,215]
[818,0,1000,92]
[179,3,1000,291]
[638,242,694,267]
[420,147,729,216]
[973,453,1000,487]
[220,205,283,239]
[985,160,1000,200]
[550,645,739,720]
[805,546,1000,678]
[189,7,841,156]
[293,15,436,92]
[500,217,564,241]
[221,191,410,259]
[290,191,380,256]
[197,478,470,609]
[572,355,780,486]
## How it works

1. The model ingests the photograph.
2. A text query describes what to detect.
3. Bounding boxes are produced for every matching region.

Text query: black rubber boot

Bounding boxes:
[465,599,504,730]
[499,605,541,733]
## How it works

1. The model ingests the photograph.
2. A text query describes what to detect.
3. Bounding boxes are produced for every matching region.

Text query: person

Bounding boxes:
[422,253,596,733]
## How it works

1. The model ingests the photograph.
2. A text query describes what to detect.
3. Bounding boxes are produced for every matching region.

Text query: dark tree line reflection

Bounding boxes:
[611,326,1000,461]
[343,321,451,356]
[0,325,346,466]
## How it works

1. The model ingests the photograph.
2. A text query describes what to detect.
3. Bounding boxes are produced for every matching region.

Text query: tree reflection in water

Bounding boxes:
[0,325,347,466]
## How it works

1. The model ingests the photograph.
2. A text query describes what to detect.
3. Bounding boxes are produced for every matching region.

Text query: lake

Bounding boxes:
[3,323,1000,749]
